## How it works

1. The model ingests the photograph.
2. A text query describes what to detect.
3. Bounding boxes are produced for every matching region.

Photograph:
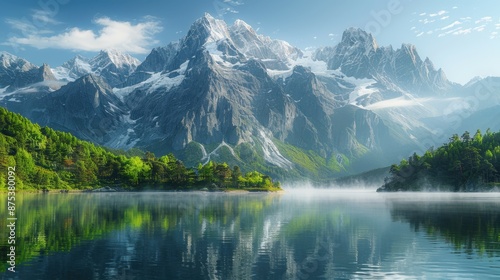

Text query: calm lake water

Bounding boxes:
[1,189,500,279]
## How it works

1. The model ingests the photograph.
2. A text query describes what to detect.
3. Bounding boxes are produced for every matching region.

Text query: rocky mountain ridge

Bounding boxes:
[1,13,499,178]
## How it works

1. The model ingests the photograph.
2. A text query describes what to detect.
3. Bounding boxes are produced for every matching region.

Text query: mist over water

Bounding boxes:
[281,180,380,194]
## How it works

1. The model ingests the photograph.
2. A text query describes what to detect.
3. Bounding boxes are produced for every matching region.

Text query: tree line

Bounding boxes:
[379,129,500,192]
[0,107,280,191]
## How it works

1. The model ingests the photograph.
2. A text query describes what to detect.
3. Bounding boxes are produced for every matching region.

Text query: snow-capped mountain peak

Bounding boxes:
[196,13,232,43]
[99,49,141,70]
[90,49,140,72]
[53,50,141,86]
[340,27,378,54]
[1,51,37,72]
[52,55,92,82]
[464,76,484,87]
[232,19,255,34]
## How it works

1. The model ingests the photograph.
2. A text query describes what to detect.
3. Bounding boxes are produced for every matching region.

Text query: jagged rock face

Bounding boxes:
[89,50,140,87]
[130,51,296,153]
[325,28,379,79]
[120,15,304,154]
[51,55,91,82]
[229,19,303,70]
[331,105,389,154]
[31,75,128,144]
[12,64,57,89]
[315,28,456,96]
[0,52,39,90]
[135,44,180,74]
[282,66,336,154]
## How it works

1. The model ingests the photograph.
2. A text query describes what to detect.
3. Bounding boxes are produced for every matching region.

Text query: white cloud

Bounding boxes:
[438,26,466,37]
[5,17,162,54]
[223,0,243,5]
[452,6,458,9]
[5,9,61,36]
[474,25,487,32]
[416,32,424,37]
[365,97,433,110]
[32,10,61,25]
[453,28,472,35]
[6,18,42,34]
[217,0,244,15]
[490,31,498,39]
[429,10,448,17]
[419,18,436,24]
[223,7,239,14]
[441,16,450,20]
[419,12,427,16]
[475,16,492,24]
[446,27,463,35]
[441,21,462,30]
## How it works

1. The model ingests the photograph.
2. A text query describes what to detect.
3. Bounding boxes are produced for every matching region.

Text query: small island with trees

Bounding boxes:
[378,129,500,192]
[0,107,281,192]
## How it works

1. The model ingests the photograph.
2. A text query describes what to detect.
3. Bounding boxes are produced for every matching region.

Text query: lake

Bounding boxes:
[1,189,500,279]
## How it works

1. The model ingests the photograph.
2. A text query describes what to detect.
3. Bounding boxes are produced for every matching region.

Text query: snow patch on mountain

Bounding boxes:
[259,130,293,169]
[0,86,8,95]
[266,49,343,80]
[102,49,141,70]
[348,79,378,105]
[53,50,140,85]
[106,128,139,149]
[0,52,37,71]
[201,14,232,43]
[113,60,189,100]
[146,60,188,93]
[108,102,120,113]
[50,68,71,81]
[122,114,137,125]
[51,56,92,82]
[201,141,239,165]
[199,143,208,160]
[146,71,184,94]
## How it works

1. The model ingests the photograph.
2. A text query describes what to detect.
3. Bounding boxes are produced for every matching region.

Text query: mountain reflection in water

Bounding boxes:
[1,191,500,279]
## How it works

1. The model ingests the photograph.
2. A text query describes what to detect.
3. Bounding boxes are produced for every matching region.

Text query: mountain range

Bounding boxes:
[1,13,499,179]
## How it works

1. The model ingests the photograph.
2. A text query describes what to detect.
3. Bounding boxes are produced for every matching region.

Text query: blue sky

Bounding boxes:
[1,0,499,84]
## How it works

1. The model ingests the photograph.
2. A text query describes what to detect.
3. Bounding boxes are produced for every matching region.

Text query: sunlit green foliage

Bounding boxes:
[380,129,500,192]
[0,107,280,191]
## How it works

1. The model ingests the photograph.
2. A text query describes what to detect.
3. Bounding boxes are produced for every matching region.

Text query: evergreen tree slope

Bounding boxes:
[0,107,280,191]
[378,130,500,192]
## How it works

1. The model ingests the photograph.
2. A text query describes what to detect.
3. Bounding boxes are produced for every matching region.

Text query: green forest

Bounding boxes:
[379,129,500,192]
[0,107,281,191]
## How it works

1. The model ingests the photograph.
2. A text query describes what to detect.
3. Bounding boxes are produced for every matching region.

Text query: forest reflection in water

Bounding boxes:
[1,190,500,279]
